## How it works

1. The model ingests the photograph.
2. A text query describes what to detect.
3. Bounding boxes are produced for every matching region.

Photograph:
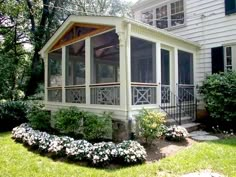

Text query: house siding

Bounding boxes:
[133,0,236,85]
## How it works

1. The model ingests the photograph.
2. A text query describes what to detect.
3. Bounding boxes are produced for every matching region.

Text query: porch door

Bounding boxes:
[178,50,194,101]
[161,49,170,103]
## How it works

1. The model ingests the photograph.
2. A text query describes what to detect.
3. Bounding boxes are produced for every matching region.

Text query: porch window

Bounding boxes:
[48,49,62,102]
[90,30,120,105]
[131,37,157,105]
[65,40,86,103]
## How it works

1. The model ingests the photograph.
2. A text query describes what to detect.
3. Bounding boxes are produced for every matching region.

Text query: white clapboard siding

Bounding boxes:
[133,0,236,85]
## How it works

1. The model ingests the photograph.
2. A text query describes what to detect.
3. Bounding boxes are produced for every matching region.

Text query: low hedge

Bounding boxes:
[12,124,147,167]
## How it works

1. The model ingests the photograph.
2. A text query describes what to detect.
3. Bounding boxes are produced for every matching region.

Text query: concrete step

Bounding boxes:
[182,123,201,133]
[166,116,193,125]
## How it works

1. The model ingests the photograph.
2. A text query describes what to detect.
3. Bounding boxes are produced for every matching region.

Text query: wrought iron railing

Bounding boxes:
[160,87,182,125]
[131,83,157,105]
[65,85,86,104]
[90,83,120,105]
[160,85,197,125]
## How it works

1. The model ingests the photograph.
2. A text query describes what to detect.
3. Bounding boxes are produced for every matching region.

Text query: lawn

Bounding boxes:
[0,132,236,177]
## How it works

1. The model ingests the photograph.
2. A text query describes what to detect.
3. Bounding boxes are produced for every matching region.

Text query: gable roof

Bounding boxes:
[39,15,200,57]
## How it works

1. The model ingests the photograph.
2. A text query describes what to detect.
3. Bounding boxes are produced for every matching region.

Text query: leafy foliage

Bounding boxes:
[0,101,29,131]
[137,109,166,144]
[83,112,112,141]
[53,107,85,137]
[27,105,51,131]
[199,71,236,123]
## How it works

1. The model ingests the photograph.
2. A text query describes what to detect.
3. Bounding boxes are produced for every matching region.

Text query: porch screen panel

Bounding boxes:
[91,30,119,84]
[48,49,62,87]
[90,30,120,105]
[48,49,62,102]
[131,37,156,83]
[131,37,157,105]
[65,40,86,103]
[178,50,194,100]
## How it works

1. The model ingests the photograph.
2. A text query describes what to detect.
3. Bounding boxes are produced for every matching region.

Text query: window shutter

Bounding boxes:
[211,47,224,74]
[225,0,236,15]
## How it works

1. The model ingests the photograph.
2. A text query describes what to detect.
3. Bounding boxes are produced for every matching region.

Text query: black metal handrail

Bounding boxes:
[160,85,198,125]
[160,89,183,125]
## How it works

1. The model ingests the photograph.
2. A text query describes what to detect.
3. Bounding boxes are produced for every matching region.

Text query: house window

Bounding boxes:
[171,0,184,27]
[225,0,236,15]
[225,46,232,71]
[156,5,168,29]
[142,0,185,29]
[141,10,153,25]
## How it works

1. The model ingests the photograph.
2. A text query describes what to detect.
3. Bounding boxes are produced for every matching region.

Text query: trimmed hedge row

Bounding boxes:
[12,124,147,166]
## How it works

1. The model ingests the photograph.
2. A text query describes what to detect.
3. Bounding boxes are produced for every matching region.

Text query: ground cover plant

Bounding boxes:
[1,131,236,177]
[12,123,147,167]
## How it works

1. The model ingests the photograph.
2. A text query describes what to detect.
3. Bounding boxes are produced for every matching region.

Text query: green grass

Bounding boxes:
[0,132,236,177]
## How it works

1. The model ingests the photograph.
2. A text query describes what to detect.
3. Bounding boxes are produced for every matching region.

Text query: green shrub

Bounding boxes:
[27,104,51,131]
[137,109,166,144]
[199,71,236,124]
[0,101,29,131]
[53,107,84,137]
[83,112,112,141]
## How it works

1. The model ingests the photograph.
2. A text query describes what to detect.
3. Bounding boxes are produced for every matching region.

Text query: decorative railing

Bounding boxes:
[161,85,170,104]
[65,85,86,104]
[90,83,120,105]
[178,84,194,102]
[131,83,157,105]
[48,87,62,102]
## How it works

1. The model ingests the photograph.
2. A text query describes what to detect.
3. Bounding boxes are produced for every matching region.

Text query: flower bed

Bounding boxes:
[12,124,147,166]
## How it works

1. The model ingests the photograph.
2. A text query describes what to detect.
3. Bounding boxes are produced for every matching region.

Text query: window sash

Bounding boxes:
[225,46,233,71]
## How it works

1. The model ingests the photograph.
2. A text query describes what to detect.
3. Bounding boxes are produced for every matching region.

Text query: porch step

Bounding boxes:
[166,116,193,125]
[182,123,201,133]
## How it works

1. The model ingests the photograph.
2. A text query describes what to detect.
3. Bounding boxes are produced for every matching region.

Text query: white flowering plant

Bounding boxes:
[165,125,189,142]
[117,140,146,164]
[65,140,92,161]
[12,124,147,166]
[87,142,118,166]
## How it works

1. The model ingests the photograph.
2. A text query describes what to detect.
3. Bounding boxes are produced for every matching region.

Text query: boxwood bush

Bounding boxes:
[0,101,29,131]
[199,71,236,126]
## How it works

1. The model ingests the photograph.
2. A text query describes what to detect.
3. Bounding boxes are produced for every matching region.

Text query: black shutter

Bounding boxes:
[211,47,224,74]
[225,0,236,15]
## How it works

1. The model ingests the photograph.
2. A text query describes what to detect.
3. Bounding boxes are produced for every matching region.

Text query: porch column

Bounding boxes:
[44,54,48,102]
[118,30,127,110]
[174,47,179,96]
[85,37,91,105]
[62,46,66,103]
[156,42,161,106]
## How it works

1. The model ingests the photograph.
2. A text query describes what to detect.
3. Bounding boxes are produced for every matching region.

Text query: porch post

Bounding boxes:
[44,54,48,103]
[156,42,161,106]
[62,46,66,103]
[85,38,91,105]
[174,47,179,97]
[126,23,131,112]
[117,30,127,110]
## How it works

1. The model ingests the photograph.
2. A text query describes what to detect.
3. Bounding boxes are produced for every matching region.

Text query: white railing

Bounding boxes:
[131,83,157,105]
[90,83,120,105]
[65,85,86,104]
[47,87,62,102]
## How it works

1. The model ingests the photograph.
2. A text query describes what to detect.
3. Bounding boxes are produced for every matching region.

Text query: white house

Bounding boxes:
[132,0,236,87]
[39,15,200,138]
